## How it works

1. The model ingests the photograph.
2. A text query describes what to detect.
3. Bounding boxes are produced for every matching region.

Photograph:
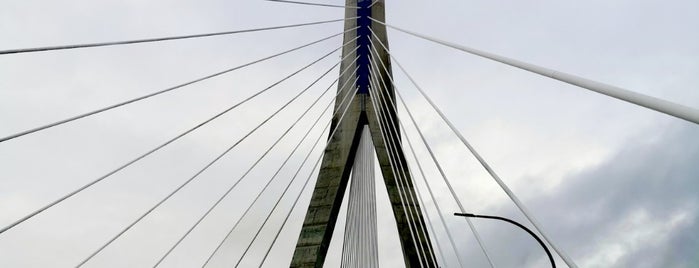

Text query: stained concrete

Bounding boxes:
[290,1,436,267]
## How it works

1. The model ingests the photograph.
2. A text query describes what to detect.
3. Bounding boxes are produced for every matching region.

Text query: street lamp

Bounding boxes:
[454,213,556,268]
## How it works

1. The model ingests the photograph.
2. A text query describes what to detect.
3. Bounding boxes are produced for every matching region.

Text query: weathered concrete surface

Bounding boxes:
[290,1,436,267]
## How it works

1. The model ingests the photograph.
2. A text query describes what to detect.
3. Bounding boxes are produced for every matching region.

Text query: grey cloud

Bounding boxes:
[460,123,699,268]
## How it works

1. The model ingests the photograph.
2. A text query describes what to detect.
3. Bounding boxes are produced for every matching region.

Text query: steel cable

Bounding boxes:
[152,58,359,267]
[0,18,356,55]
[369,26,580,267]
[367,53,437,267]
[155,68,358,267]
[368,71,434,268]
[397,109,467,268]
[0,37,351,239]
[0,28,357,143]
[230,82,360,268]
[366,66,456,267]
[367,45,444,268]
[393,87,497,267]
[264,0,359,9]
[367,32,496,267]
[357,127,379,267]
[370,17,697,128]
[255,86,360,268]
[365,69,426,267]
[201,82,357,267]
[75,42,354,267]
[0,33,356,237]
[367,49,439,267]
[366,67,437,267]
[412,179,448,267]
[368,67,429,267]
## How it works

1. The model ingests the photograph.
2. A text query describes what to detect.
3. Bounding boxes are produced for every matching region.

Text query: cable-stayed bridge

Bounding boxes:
[1,0,697,267]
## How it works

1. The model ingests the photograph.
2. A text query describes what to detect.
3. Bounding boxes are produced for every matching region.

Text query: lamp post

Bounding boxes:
[454,213,556,268]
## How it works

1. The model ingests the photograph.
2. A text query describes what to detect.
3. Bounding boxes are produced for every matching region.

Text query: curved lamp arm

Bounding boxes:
[454,213,556,268]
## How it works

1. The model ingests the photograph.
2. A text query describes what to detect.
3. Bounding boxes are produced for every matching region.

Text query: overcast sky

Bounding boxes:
[1,0,698,267]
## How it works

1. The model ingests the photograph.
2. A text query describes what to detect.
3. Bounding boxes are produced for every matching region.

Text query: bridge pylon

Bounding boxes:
[290,1,437,267]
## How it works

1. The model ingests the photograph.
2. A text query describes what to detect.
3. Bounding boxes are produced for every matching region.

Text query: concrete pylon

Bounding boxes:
[289,1,437,267]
